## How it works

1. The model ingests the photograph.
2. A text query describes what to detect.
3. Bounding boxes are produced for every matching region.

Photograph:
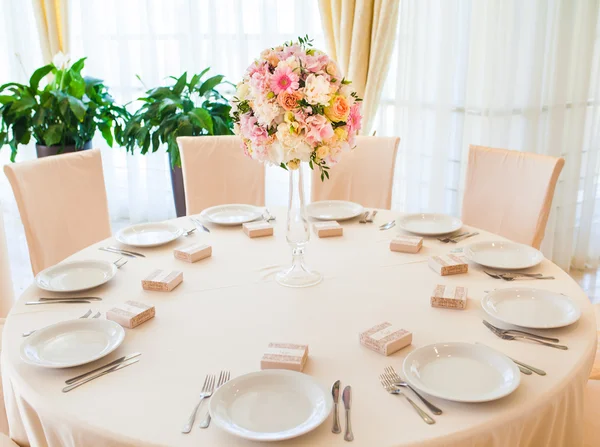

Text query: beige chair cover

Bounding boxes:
[462,145,565,248]
[311,136,400,209]
[177,136,265,215]
[4,149,111,275]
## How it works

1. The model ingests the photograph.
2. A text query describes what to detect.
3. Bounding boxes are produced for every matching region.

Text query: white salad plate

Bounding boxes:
[200,204,263,226]
[403,342,520,403]
[20,319,125,368]
[482,287,581,329]
[306,200,364,221]
[398,213,463,236]
[464,240,544,269]
[36,260,117,292]
[209,370,332,442]
[116,222,184,247]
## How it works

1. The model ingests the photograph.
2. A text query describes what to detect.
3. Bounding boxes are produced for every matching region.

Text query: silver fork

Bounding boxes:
[263,209,276,222]
[437,232,469,243]
[181,374,215,434]
[199,370,230,429]
[22,309,93,337]
[183,228,197,236]
[383,367,442,415]
[114,257,128,269]
[190,217,211,233]
[380,375,435,424]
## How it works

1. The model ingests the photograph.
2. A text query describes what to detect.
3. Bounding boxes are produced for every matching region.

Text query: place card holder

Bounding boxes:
[142,269,183,292]
[243,221,274,238]
[390,235,423,253]
[106,301,155,328]
[431,285,468,310]
[260,342,308,372]
[428,254,468,276]
[174,243,212,263]
[313,221,343,238]
[359,322,412,356]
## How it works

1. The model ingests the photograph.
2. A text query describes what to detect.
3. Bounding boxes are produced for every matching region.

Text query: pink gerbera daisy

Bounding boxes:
[269,66,299,95]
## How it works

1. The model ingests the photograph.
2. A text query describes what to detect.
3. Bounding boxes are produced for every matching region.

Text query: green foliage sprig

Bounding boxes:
[120,68,234,167]
[0,57,128,161]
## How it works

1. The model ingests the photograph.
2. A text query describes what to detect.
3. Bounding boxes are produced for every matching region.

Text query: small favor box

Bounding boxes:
[359,322,412,356]
[142,269,183,292]
[431,285,468,310]
[390,235,423,253]
[260,342,308,372]
[106,300,155,328]
[243,221,274,238]
[313,221,343,238]
[174,243,212,263]
[428,254,468,276]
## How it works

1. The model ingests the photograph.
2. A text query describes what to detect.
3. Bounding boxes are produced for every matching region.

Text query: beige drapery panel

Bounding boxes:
[318,0,399,134]
[32,0,69,63]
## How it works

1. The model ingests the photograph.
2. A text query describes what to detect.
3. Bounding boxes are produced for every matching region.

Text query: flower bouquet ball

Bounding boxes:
[231,36,362,180]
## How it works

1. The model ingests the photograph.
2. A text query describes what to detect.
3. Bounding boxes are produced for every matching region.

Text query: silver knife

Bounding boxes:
[99,247,136,258]
[62,358,139,392]
[65,353,142,384]
[342,386,353,442]
[26,300,91,305]
[39,297,102,301]
[332,380,341,434]
[106,246,146,257]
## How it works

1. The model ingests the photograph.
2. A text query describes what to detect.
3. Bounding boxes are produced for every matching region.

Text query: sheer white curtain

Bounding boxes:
[69,0,325,223]
[372,0,600,271]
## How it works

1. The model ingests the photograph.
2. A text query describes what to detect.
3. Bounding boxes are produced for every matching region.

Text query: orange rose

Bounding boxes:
[277,91,302,111]
[324,95,350,122]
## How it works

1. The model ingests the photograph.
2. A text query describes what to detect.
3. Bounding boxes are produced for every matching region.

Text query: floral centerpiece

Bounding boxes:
[231,36,362,287]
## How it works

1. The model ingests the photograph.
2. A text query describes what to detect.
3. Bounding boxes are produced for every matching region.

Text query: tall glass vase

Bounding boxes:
[276,164,322,288]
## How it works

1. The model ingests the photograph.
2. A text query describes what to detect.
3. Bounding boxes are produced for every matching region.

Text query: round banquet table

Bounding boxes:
[1,208,596,447]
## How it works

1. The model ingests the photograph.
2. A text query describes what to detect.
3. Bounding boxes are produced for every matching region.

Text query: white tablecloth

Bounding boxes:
[1,209,596,447]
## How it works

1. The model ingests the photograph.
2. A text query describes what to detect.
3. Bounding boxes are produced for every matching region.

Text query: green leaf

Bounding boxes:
[98,122,113,147]
[9,96,36,114]
[173,72,187,96]
[70,58,86,74]
[198,75,224,97]
[29,64,53,91]
[188,108,213,134]
[67,96,87,121]
[0,96,15,105]
[69,71,86,98]
[280,162,288,171]
[190,67,211,90]
[146,86,172,100]
[43,124,64,146]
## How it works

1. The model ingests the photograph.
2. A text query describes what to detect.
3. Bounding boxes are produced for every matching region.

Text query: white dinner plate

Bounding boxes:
[36,260,117,292]
[115,222,184,247]
[306,200,364,221]
[200,204,263,226]
[20,319,125,368]
[482,287,581,329]
[398,213,463,236]
[464,240,544,269]
[403,342,520,403]
[209,370,332,442]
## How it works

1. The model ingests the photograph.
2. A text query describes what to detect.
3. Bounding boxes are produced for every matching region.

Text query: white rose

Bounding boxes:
[236,82,250,101]
[303,74,332,105]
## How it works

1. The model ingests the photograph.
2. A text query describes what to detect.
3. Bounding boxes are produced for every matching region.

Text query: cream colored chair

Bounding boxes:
[462,145,565,249]
[584,304,600,446]
[0,206,13,436]
[4,149,111,275]
[311,136,400,209]
[0,434,18,447]
[177,136,265,215]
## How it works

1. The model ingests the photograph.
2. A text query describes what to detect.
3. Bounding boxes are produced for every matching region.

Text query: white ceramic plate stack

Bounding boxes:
[36,260,117,292]
[20,319,125,368]
[464,241,544,269]
[306,200,364,221]
[398,213,463,236]
[200,204,263,226]
[403,342,520,403]
[209,370,332,441]
[482,288,581,329]
[116,222,184,247]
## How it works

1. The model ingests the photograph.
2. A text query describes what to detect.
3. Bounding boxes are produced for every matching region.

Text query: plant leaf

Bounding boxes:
[173,72,187,96]
[98,122,113,147]
[70,58,86,74]
[188,108,213,134]
[67,96,87,121]
[29,64,53,91]
[43,124,64,146]
[198,75,224,97]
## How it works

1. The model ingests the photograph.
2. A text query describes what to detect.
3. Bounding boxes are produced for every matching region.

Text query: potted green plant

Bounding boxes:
[120,69,234,217]
[0,53,129,161]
